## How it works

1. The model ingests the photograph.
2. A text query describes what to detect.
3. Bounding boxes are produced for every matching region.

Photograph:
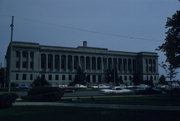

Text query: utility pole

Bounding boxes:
[8,16,14,93]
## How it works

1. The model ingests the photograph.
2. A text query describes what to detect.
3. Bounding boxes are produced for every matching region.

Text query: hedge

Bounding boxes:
[22,87,64,102]
[0,93,18,109]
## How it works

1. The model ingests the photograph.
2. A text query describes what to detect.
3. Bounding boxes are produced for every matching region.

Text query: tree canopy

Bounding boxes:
[31,76,50,87]
[158,10,180,68]
[69,66,86,86]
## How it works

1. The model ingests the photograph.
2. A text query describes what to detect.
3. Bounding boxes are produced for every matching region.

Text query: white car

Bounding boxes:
[100,88,133,94]
[59,84,68,88]
[136,84,150,89]
[75,84,87,88]
[91,84,110,89]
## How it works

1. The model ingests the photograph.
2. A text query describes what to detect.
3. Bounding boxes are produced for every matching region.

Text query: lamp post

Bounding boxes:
[8,16,14,93]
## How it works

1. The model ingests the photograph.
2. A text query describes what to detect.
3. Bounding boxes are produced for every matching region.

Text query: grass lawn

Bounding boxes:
[0,106,180,121]
[63,94,180,106]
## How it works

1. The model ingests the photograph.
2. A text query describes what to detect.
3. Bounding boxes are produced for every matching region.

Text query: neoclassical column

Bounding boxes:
[101,57,103,72]
[52,54,54,71]
[19,51,22,70]
[72,55,74,72]
[89,56,92,72]
[95,57,97,71]
[46,54,48,71]
[27,51,30,70]
[143,58,146,74]
[155,59,158,73]
[84,56,86,72]
[130,59,133,74]
[65,55,68,72]
[59,54,61,72]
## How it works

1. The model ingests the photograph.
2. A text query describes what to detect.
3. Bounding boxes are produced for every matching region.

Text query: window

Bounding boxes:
[41,74,45,80]
[30,74,33,80]
[16,51,20,57]
[48,54,53,69]
[30,52,34,58]
[16,61,20,68]
[22,61,27,68]
[30,62,33,69]
[124,76,127,80]
[22,51,27,58]
[49,75,52,80]
[22,74,26,80]
[55,75,59,80]
[16,74,19,80]
[41,54,46,69]
[69,75,72,80]
[62,75,65,80]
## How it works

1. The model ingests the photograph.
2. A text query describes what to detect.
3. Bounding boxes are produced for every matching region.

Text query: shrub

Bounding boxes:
[23,87,64,102]
[31,76,50,87]
[0,93,18,109]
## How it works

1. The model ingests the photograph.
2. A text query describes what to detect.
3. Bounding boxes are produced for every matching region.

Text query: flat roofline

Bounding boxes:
[10,41,158,56]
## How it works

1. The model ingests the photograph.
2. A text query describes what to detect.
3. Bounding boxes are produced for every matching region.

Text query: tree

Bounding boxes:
[0,68,6,88]
[111,68,119,86]
[158,10,180,68]
[104,68,119,85]
[118,76,124,85]
[104,69,113,83]
[31,76,50,87]
[69,66,86,86]
[132,73,141,85]
[159,62,178,82]
[159,75,168,85]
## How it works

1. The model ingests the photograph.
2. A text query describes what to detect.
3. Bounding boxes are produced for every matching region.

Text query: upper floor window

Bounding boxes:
[16,51,20,58]
[22,51,28,58]
[30,52,34,58]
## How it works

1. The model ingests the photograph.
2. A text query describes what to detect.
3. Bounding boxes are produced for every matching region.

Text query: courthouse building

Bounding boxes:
[6,41,159,86]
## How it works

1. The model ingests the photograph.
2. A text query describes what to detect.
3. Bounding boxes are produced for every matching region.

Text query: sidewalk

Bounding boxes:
[13,102,180,111]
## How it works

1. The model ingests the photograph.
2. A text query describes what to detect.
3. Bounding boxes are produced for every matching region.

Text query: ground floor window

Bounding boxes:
[62,75,65,80]
[55,75,59,80]
[16,74,19,80]
[49,75,52,80]
[22,74,26,80]
[69,75,72,80]
[30,74,33,80]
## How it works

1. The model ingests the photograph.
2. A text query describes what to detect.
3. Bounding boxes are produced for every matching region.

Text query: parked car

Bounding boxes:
[91,84,110,89]
[75,84,87,88]
[134,87,162,95]
[59,84,68,88]
[100,88,133,95]
[16,84,31,89]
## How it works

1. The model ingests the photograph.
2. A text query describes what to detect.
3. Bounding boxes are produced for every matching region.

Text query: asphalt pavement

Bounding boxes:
[13,102,180,111]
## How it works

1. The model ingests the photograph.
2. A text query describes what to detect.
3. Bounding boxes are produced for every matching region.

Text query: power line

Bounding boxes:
[1,15,163,42]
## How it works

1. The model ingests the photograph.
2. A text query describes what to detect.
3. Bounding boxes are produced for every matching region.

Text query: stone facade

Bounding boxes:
[6,41,159,86]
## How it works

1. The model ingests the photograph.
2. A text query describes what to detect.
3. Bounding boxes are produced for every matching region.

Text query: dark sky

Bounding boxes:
[0,0,179,78]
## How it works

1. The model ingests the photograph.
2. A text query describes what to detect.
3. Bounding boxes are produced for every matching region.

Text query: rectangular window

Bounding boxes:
[22,51,27,58]
[30,52,34,58]
[41,74,45,80]
[124,76,127,80]
[69,75,72,80]
[49,75,52,80]
[22,74,26,80]
[16,51,20,57]
[16,74,19,80]
[16,61,20,68]
[30,62,33,69]
[22,61,27,68]
[62,75,65,80]
[30,74,33,80]
[55,75,59,80]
